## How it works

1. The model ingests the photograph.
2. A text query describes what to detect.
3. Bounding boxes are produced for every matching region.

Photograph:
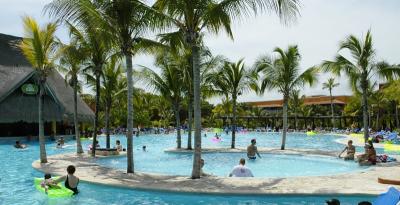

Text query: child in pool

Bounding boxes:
[41,173,60,193]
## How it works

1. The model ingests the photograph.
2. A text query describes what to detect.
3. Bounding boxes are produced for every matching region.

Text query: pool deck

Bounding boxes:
[32,146,400,195]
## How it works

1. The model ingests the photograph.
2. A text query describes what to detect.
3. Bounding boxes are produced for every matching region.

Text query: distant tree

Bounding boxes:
[141,52,184,148]
[322,78,340,129]
[288,89,305,130]
[322,30,400,142]
[255,45,318,150]
[101,58,125,148]
[211,59,257,148]
[58,40,86,154]
[382,80,400,128]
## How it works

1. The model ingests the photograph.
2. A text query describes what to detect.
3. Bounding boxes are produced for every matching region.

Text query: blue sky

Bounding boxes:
[1,0,399,104]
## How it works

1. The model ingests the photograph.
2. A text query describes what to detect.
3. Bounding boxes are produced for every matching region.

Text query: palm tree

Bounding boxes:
[69,22,109,157]
[19,16,59,163]
[101,58,125,148]
[100,0,169,173]
[46,1,112,156]
[255,45,318,150]
[322,78,339,129]
[321,30,400,142]
[382,80,400,129]
[369,90,387,131]
[58,40,86,154]
[141,52,184,148]
[211,59,256,148]
[154,0,300,178]
[288,89,304,130]
[46,0,166,174]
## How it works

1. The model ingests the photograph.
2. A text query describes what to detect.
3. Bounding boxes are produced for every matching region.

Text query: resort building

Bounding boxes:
[247,95,351,110]
[218,95,353,129]
[0,33,94,137]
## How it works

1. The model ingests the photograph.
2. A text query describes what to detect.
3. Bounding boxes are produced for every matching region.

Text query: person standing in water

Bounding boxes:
[55,165,79,194]
[229,158,254,177]
[247,139,261,159]
[338,140,355,160]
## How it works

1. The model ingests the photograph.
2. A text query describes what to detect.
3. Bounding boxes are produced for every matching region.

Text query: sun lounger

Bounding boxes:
[373,186,400,205]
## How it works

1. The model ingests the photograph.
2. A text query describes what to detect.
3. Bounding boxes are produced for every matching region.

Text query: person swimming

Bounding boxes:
[247,139,261,159]
[142,145,147,152]
[58,136,65,146]
[115,140,123,152]
[14,141,27,149]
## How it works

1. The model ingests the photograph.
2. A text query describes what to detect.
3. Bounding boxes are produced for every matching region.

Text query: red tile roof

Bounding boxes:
[247,95,351,108]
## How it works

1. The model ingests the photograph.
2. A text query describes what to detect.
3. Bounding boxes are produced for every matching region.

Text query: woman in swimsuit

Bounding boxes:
[55,165,79,194]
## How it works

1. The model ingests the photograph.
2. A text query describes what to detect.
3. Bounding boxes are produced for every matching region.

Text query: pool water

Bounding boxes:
[98,152,367,177]
[0,132,377,204]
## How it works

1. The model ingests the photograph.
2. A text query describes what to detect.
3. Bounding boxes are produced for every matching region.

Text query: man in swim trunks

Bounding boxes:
[229,158,254,177]
[247,139,261,159]
[338,140,355,160]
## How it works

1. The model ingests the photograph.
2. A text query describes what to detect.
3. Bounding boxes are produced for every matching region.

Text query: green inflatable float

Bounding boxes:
[306,131,317,136]
[34,178,74,197]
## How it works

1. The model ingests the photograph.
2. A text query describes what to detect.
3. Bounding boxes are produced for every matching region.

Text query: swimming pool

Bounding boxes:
[1,132,377,204]
[97,152,367,177]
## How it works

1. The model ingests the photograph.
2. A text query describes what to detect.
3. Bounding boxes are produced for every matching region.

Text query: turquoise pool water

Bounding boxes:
[98,152,367,177]
[0,132,377,204]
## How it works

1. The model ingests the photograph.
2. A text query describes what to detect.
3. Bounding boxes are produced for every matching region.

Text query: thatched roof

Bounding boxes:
[0,33,94,123]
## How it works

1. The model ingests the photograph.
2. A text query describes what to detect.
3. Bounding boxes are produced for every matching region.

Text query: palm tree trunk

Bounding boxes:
[105,102,111,149]
[174,102,181,149]
[191,43,201,179]
[126,53,134,173]
[330,89,335,129]
[294,110,298,131]
[73,79,83,154]
[91,69,101,157]
[375,109,380,131]
[187,96,193,150]
[38,81,47,163]
[361,77,369,142]
[281,95,288,150]
[394,101,399,129]
[231,96,237,149]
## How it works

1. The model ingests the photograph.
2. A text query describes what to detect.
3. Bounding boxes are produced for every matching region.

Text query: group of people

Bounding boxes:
[338,140,377,165]
[326,198,372,205]
[40,165,79,195]
[89,139,148,152]
[199,139,261,177]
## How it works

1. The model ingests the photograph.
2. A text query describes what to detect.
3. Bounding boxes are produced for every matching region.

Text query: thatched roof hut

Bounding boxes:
[0,33,94,123]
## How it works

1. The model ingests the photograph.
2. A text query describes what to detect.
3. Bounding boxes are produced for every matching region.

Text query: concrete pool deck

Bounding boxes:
[33,148,400,195]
